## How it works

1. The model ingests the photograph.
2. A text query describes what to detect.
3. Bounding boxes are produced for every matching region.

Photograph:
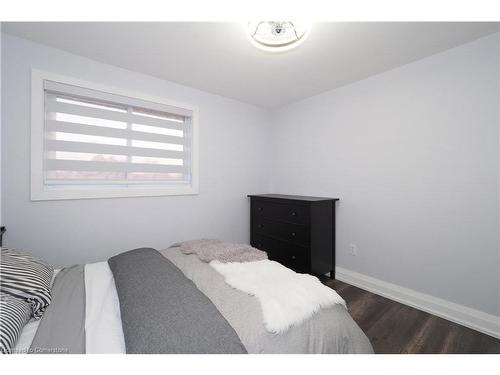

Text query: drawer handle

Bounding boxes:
[258,224,264,229]
[258,207,263,211]
[291,255,296,260]
[291,211,297,217]
[291,232,296,237]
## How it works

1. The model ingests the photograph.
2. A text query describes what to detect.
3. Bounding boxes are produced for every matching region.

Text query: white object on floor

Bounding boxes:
[210,260,346,334]
[84,262,126,354]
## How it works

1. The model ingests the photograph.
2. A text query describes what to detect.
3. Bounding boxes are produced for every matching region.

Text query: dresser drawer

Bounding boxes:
[252,234,309,273]
[252,200,309,225]
[254,218,309,246]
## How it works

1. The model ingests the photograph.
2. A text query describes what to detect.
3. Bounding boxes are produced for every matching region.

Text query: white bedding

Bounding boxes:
[84,262,125,354]
[13,319,42,353]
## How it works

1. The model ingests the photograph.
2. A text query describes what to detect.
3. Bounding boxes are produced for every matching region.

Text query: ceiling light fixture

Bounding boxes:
[247,21,311,52]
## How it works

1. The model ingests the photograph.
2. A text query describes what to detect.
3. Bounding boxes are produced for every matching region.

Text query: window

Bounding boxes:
[31,70,198,200]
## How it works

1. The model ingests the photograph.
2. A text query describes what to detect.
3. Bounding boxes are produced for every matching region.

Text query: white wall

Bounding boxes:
[270,34,500,316]
[1,34,271,267]
[2,31,499,319]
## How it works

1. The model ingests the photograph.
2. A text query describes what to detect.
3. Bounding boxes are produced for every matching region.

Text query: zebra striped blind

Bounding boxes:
[43,80,193,187]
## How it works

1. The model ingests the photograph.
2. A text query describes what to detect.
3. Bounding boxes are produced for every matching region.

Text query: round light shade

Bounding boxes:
[247,21,310,52]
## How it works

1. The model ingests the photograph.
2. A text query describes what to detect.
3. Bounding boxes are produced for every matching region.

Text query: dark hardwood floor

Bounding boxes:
[321,278,500,354]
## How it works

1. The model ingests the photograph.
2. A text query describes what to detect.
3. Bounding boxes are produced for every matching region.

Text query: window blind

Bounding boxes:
[43,80,193,187]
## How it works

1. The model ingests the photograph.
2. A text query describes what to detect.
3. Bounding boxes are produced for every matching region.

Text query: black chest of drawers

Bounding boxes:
[248,194,339,279]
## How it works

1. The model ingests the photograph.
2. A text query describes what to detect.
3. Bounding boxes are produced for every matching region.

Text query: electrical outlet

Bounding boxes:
[349,244,357,256]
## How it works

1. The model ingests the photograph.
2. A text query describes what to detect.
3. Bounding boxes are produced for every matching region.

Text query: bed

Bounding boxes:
[8,245,373,354]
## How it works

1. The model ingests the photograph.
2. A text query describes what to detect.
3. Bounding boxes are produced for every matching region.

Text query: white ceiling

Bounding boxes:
[3,22,499,108]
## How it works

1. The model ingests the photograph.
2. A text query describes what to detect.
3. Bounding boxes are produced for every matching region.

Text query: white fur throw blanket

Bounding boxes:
[179,239,268,263]
[210,260,346,334]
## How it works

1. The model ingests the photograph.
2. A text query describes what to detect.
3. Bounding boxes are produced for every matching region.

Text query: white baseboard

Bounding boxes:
[335,267,500,339]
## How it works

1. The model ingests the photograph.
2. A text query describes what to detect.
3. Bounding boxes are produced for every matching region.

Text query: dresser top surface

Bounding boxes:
[248,194,339,202]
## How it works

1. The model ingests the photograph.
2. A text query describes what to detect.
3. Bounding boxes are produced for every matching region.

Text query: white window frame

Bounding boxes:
[31,69,199,200]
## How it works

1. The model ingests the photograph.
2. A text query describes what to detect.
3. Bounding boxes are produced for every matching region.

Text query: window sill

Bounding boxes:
[30,185,199,201]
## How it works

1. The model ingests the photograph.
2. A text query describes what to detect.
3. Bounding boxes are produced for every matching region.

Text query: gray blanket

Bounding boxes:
[162,247,374,354]
[108,248,247,354]
[29,265,85,354]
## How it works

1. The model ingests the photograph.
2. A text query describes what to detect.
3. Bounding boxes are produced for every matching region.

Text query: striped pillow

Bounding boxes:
[0,293,32,354]
[0,248,53,319]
